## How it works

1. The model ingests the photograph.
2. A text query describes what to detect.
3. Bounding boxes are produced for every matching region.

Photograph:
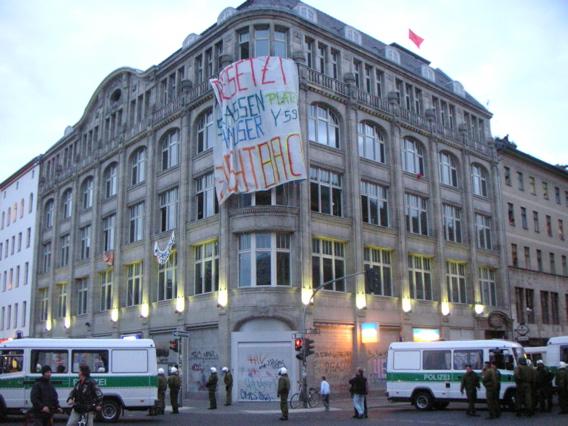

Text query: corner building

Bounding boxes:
[33,0,509,399]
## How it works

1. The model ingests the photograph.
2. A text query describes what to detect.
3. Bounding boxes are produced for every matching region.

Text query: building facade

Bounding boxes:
[0,157,40,339]
[496,137,568,346]
[32,0,510,398]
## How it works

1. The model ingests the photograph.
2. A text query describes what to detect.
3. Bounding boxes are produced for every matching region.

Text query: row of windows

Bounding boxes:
[507,203,565,240]
[1,262,30,292]
[0,301,27,331]
[510,244,568,276]
[504,166,568,207]
[0,228,32,260]
[515,287,568,325]
[0,193,34,230]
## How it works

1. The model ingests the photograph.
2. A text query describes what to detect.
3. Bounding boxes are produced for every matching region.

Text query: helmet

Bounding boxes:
[170,367,178,374]
[279,367,287,375]
[560,361,567,369]
[158,368,165,375]
[222,367,229,372]
[536,360,544,365]
[210,367,217,373]
[526,359,532,367]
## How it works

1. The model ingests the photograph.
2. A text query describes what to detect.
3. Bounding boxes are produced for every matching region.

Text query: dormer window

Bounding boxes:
[385,46,400,64]
[294,4,317,24]
[421,65,435,82]
[217,7,236,24]
[452,81,465,97]
[344,26,362,45]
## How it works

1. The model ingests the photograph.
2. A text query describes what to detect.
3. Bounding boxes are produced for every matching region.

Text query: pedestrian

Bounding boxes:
[490,360,501,418]
[222,366,233,406]
[66,365,103,426]
[320,376,330,412]
[277,367,290,421]
[535,360,553,412]
[460,364,480,416]
[557,361,568,414]
[157,368,167,415]
[168,366,181,414]
[349,368,366,419]
[207,367,219,409]
[514,357,533,417]
[482,361,498,419]
[30,365,62,426]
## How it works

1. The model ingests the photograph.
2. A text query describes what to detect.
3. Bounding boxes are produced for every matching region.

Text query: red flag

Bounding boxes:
[409,29,424,48]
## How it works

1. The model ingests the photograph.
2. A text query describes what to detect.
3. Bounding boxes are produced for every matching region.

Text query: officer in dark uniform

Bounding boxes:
[535,360,553,412]
[557,361,568,414]
[207,367,219,409]
[277,367,290,421]
[482,361,499,419]
[460,364,480,416]
[490,360,502,418]
[167,367,181,414]
[514,357,534,416]
[222,367,233,406]
[157,368,168,415]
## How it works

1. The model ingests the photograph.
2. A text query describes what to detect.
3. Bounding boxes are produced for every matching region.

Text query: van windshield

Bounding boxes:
[0,350,24,374]
[513,347,525,362]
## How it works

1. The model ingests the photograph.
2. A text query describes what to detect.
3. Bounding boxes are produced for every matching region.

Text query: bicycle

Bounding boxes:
[289,381,320,409]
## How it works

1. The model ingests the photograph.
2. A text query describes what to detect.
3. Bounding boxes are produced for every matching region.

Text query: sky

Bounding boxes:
[0,0,567,182]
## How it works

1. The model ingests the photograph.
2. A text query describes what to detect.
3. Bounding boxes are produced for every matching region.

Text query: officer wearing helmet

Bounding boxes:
[156,368,167,415]
[222,367,233,406]
[168,366,181,414]
[557,361,568,414]
[277,367,290,421]
[535,359,553,412]
[514,357,534,416]
[207,367,219,409]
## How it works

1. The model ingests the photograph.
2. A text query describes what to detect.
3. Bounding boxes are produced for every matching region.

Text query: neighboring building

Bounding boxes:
[33,0,509,398]
[0,157,41,339]
[496,136,568,346]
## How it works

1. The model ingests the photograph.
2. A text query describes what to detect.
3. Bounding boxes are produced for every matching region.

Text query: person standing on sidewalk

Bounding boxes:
[222,367,233,406]
[556,361,568,414]
[66,365,103,426]
[460,364,480,416]
[514,357,534,417]
[30,365,62,426]
[349,369,366,419]
[156,368,167,415]
[277,367,290,421]
[320,376,330,411]
[482,361,499,419]
[207,367,219,409]
[168,367,181,414]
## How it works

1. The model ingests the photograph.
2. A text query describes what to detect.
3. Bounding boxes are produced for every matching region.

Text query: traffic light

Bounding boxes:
[169,339,179,353]
[364,267,380,294]
[304,337,315,357]
[294,338,303,352]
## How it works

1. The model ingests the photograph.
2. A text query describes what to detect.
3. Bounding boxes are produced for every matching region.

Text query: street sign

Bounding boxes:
[173,331,190,338]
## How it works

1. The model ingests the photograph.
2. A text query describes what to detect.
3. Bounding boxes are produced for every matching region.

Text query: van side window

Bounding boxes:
[0,350,23,374]
[72,350,109,373]
[31,350,68,373]
[453,350,483,370]
[423,350,451,370]
[561,345,568,363]
[490,350,514,371]
[393,350,420,370]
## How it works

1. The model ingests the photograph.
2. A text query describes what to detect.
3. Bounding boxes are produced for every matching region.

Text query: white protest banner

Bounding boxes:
[210,56,306,204]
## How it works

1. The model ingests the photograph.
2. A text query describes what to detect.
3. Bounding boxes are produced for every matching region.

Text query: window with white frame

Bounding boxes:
[129,202,144,243]
[26,227,31,248]
[79,225,91,260]
[308,104,339,148]
[81,178,94,209]
[405,193,429,236]
[130,147,146,186]
[102,214,115,252]
[44,200,54,229]
[39,288,48,321]
[471,164,488,197]
[62,189,72,219]
[159,188,178,232]
[442,204,462,243]
[160,130,180,171]
[59,234,70,267]
[446,261,467,304]
[103,163,118,198]
[408,255,433,300]
[479,267,497,306]
[238,185,289,207]
[100,270,112,312]
[76,278,88,316]
[475,213,492,250]
[42,242,52,273]
[57,283,67,318]
[363,247,392,296]
[197,110,214,153]
[195,241,219,294]
[439,152,458,187]
[24,262,29,285]
[358,121,385,163]
[402,138,425,175]
[157,252,177,301]
[195,173,218,219]
[310,166,342,216]
[126,262,143,307]
[360,181,389,227]
[239,233,290,287]
[312,238,345,291]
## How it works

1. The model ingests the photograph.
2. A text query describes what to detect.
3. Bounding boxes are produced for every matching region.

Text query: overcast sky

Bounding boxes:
[1,0,567,182]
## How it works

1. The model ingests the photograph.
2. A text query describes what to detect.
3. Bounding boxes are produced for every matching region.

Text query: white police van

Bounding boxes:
[0,338,157,422]
[544,336,568,368]
[386,340,525,410]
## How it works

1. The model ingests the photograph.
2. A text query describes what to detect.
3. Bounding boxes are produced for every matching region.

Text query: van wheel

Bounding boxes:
[414,391,433,411]
[434,401,449,410]
[100,399,121,423]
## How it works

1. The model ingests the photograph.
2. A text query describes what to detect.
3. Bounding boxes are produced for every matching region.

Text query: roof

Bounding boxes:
[0,156,42,191]
[0,338,155,349]
[389,340,522,350]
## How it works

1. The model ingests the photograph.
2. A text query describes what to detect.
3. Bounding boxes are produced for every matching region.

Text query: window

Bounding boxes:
[79,225,91,260]
[550,253,556,274]
[506,203,515,226]
[126,262,143,306]
[533,211,540,232]
[197,110,214,153]
[273,28,288,57]
[454,349,483,370]
[439,152,458,187]
[100,270,113,312]
[71,350,108,374]
[6,306,10,329]
[22,301,26,327]
[305,37,314,68]
[423,350,451,370]
[17,232,22,252]
[515,287,535,324]
[511,243,518,267]
[331,49,339,79]
[254,26,269,56]
[10,237,14,255]
[529,176,536,194]
[59,234,70,267]
[62,189,72,219]
[81,178,94,209]
[543,181,549,199]
[238,29,250,59]
[562,255,568,276]
[103,163,118,198]
[76,278,88,316]
[546,215,552,237]
[537,249,543,272]
[358,121,385,163]
[402,138,425,175]
[524,247,531,269]
[559,219,565,240]
[310,166,342,216]
[504,166,511,185]
[26,228,31,248]
[0,349,24,373]
[471,164,488,197]
[239,233,290,287]
[405,193,429,236]
[444,262,466,306]
[195,173,218,219]
[551,292,560,324]
[130,147,146,186]
[312,238,345,291]
[408,255,433,300]
[38,289,49,321]
[159,188,178,232]
[541,291,550,324]
[521,207,528,229]
[102,215,115,252]
[308,104,339,148]
[517,172,524,191]
[194,241,219,294]
[160,130,179,170]
[479,267,497,306]
[31,350,68,374]
[442,204,462,243]
[360,181,389,227]
[41,242,52,273]
[157,252,177,301]
[129,202,144,243]
[57,283,67,318]
[238,185,289,207]
[473,214,491,250]
[44,200,54,229]
[363,247,392,296]
[554,186,561,204]
[29,193,34,213]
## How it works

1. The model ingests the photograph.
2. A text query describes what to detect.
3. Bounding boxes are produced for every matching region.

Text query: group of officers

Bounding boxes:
[461,358,568,419]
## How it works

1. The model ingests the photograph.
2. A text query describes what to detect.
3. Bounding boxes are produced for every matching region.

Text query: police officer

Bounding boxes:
[277,367,290,421]
[557,361,568,414]
[168,367,181,414]
[157,368,168,415]
[514,357,533,416]
[222,366,233,406]
[482,361,499,419]
[207,367,218,409]
[527,359,537,413]
[460,364,480,416]
[535,360,553,412]
[490,360,502,418]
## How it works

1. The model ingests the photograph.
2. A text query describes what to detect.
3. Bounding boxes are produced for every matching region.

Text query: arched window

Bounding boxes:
[402,138,425,175]
[196,110,214,153]
[44,199,54,229]
[439,151,459,187]
[81,177,94,209]
[471,163,488,197]
[103,163,118,198]
[130,147,146,186]
[160,130,180,170]
[308,104,339,148]
[62,189,73,219]
[358,121,385,163]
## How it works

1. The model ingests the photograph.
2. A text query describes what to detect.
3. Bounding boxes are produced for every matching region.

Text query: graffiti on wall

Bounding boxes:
[312,350,352,393]
[238,349,288,401]
[188,349,219,392]
[367,350,388,387]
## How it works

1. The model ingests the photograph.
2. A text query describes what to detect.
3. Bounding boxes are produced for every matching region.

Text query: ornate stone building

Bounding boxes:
[32,0,509,398]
